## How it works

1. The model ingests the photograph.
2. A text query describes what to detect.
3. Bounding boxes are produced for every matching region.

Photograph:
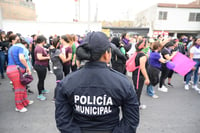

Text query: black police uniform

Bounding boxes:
[55,61,139,133]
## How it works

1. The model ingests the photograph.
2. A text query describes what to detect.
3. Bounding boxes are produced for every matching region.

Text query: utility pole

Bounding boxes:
[74,0,80,22]
[94,2,98,22]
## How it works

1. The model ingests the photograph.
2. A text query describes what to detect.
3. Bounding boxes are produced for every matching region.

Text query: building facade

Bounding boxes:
[135,0,200,38]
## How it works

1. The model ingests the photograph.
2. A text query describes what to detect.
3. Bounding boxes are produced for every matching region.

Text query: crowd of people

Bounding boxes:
[0,29,200,132]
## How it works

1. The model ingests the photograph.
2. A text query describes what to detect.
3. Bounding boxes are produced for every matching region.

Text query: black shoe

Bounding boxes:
[27,89,34,94]
[168,83,173,87]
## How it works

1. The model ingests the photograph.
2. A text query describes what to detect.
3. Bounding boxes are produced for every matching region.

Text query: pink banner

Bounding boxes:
[171,52,196,76]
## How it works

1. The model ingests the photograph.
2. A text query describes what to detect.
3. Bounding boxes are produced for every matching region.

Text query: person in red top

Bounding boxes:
[34,35,50,101]
[60,34,73,76]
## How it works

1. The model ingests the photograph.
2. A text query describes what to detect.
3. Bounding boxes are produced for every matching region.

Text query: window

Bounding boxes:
[158,11,167,20]
[189,13,200,21]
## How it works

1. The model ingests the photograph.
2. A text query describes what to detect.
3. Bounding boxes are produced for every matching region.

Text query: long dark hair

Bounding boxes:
[52,37,60,49]
[9,34,18,43]
[0,31,6,41]
[36,35,46,44]
[135,39,146,52]
[121,33,127,39]
[191,36,200,47]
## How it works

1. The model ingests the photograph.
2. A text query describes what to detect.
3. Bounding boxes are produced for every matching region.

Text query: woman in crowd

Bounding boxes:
[167,39,179,87]
[21,39,34,94]
[185,36,200,93]
[6,34,33,113]
[110,37,127,74]
[49,37,67,101]
[147,41,166,98]
[132,39,150,109]
[121,32,132,53]
[60,34,73,76]
[71,34,78,72]
[0,31,8,79]
[158,41,176,92]
[34,35,50,101]
[30,34,37,71]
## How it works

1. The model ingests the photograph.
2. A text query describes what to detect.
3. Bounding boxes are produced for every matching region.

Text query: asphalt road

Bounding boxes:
[0,71,200,133]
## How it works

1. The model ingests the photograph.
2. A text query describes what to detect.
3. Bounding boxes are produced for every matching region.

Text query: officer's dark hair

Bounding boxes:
[36,35,46,44]
[76,43,110,62]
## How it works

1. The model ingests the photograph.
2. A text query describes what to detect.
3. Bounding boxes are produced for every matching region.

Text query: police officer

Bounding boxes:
[55,32,139,133]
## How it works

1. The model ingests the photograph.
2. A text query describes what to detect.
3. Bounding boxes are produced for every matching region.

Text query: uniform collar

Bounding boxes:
[85,61,108,68]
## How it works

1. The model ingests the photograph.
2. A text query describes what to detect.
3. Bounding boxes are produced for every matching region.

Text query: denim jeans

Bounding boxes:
[0,51,5,77]
[186,59,200,85]
[147,84,154,97]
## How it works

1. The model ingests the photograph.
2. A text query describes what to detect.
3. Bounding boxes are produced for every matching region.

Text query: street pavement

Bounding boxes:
[0,71,200,133]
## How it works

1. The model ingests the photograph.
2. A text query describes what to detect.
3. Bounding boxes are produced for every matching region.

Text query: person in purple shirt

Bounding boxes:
[34,35,50,101]
[121,32,132,53]
[147,41,166,98]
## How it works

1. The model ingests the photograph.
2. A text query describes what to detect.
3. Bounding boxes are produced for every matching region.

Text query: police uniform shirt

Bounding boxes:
[55,61,139,133]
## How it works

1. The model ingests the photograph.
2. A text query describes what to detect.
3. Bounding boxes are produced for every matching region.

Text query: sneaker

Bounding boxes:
[168,83,173,87]
[152,95,159,99]
[42,89,49,94]
[192,85,200,91]
[139,105,147,109]
[15,107,27,113]
[51,98,55,103]
[185,84,189,90]
[37,94,46,101]
[27,89,34,94]
[163,85,168,89]
[158,86,168,92]
[28,100,34,105]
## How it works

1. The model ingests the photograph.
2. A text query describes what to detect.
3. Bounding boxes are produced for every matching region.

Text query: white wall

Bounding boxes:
[154,7,200,31]
[2,20,102,37]
[0,8,2,29]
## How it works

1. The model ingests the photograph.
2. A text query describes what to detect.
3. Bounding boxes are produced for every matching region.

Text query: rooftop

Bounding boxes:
[158,0,200,8]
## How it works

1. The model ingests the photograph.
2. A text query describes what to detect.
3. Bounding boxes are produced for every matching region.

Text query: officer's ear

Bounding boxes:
[103,48,112,64]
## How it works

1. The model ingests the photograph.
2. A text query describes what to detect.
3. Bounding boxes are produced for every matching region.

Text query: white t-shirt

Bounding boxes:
[190,46,200,59]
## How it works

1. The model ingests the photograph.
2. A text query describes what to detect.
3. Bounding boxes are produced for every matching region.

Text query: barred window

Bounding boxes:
[158,11,167,20]
[189,13,200,21]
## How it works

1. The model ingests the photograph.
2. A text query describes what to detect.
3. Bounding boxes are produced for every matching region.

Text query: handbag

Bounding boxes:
[17,66,33,85]
[11,50,33,85]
